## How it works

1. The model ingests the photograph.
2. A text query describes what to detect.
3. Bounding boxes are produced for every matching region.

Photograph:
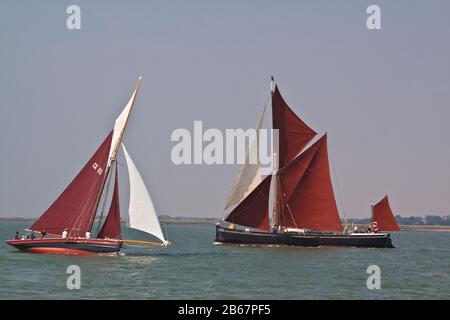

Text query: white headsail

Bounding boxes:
[122,144,166,244]
[224,105,267,211]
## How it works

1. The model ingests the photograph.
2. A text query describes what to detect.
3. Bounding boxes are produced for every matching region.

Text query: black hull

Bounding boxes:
[215,226,394,248]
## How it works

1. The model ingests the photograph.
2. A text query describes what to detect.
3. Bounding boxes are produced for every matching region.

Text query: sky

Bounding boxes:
[0,0,449,218]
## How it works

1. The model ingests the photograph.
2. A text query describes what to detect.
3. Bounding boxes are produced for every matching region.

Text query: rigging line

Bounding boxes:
[285,203,298,229]
[154,157,164,221]
[70,180,99,237]
[164,223,169,242]
[273,173,283,227]
[329,142,347,226]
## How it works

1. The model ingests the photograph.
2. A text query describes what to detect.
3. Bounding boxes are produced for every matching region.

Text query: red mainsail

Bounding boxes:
[373,196,400,231]
[224,176,272,231]
[277,134,342,232]
[30,131,113,236]
[98,165,121,239]
[272,85,317,167]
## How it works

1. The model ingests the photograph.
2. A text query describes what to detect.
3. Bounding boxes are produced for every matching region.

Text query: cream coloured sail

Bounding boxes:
[108,76,142,166]
[224,105,267,211]
[122,144,166,244]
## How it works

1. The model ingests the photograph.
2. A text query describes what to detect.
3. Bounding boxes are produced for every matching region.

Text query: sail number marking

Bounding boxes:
[92,162,104,175]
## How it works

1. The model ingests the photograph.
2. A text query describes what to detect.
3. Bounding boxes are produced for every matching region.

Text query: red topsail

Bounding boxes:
[278,134,343,232]
[373,196,400,231]
[272,85,317,167]
[98,165,122,239]
[30,131,113,236]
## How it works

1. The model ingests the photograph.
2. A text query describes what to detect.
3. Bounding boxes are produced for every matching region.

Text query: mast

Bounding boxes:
[87,75,143,234]
[371,201,375,220]
[270,76,279,229]
[271,152,280,228]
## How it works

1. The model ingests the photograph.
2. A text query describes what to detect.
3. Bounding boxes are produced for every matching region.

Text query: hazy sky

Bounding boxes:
[1,1,449,218]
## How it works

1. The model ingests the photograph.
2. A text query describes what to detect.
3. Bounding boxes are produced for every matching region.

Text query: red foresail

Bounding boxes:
[373,196,400,231]
[278,134,342,232]
[98,165,122,239]
[224,176,271,231]
[272,85,317,167]
[30,131,113,236]
[278,137,321,203]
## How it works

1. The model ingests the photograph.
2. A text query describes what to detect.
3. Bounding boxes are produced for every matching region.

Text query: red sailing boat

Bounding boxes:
[6,76,170,255]
[216,77,395,248]
[371,195,401,232]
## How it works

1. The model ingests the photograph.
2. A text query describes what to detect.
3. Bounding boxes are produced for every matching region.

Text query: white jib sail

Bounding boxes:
[122,144,166,244]
[224,105,267,211]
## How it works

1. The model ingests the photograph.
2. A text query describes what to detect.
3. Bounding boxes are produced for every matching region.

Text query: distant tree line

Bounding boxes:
[346,215,450,226]
[157,214,450,226]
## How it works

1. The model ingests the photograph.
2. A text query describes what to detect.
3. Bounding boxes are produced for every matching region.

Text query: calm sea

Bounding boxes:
[0,221,449,299]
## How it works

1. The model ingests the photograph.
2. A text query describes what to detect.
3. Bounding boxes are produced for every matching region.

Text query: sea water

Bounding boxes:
[0,221,448,299]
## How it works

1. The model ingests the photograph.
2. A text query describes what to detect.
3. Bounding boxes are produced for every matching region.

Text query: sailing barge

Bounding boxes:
[216,78,398,248]
[6,76,169,255]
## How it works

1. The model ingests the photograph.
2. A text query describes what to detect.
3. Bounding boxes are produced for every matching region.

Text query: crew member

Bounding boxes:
[372,221,379,233]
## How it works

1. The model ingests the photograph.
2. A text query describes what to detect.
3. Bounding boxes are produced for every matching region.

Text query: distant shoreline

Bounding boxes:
[1,217,449,232]
[0,217,36,221]
[397,225,450,233]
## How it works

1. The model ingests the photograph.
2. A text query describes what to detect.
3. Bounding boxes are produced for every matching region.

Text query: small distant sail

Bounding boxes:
[224,105,267,210]
[122,144,166,243]
[373,196,400,231]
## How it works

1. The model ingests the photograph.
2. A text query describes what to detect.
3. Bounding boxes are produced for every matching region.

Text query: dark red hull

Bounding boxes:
[6,238,122,255]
